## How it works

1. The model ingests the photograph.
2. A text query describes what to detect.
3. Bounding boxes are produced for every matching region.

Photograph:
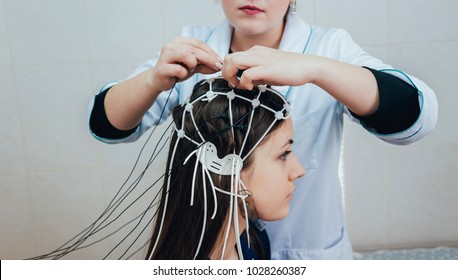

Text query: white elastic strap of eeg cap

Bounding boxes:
[240,86,289,162]
[192,143,245,260]
[182,141,249,259]
[232,159,242,259]
[193,151,208,260]
[238,180,251,248]
[220,156,246,260]
[188,103,205,143]
[184,142,245,203]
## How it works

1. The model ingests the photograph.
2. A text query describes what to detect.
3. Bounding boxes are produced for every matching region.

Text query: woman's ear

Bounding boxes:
[239,169,247,183]
[239,168,252,189]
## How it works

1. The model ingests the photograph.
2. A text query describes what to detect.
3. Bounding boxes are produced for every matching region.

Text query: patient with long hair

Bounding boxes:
[147,77,305,260]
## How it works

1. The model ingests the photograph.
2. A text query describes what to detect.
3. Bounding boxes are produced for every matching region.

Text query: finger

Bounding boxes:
[176,37,223,61]
[168,48,199,71]
[173,37,223,71]
[237,73,254,90]
[189,46,222,71]
[161,63,189,80]
[162,38,217,69]
[193,64,219,75]
[221,55,243,88]
[238,67,273,90]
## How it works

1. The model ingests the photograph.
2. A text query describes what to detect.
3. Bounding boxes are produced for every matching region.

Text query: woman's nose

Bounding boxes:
[295,164,306,180]
[290,154,306,180]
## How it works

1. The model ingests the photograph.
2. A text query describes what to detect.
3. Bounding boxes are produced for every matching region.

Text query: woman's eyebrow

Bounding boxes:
[282,139,294,148]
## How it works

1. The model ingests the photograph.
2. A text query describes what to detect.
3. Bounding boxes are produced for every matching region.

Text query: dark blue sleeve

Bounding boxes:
[89,87,138,139]
[350,67,420,134]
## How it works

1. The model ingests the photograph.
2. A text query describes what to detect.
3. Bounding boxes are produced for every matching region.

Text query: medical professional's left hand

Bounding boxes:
[221,46,314,89]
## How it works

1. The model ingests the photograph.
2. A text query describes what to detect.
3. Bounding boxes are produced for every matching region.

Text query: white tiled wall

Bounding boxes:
[341,0,458,251]
[0,0,457,259]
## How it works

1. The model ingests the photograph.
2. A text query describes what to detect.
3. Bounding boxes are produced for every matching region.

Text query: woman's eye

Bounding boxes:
[280,150,292,161]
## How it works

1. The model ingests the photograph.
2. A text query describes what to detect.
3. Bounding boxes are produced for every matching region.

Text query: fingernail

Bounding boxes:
[229,82,236,88]
[215,62,223,69]
[217,56,224,63]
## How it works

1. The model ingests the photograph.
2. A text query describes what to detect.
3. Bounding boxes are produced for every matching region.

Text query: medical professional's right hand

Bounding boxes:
[104,38,222,131]
[151,37,223,93]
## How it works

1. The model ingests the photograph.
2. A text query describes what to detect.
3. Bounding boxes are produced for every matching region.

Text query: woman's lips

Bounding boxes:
[286,193,293,201]
[240,5,263,15]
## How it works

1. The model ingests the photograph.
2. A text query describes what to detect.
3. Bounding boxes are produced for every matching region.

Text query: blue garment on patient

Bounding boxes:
[241,221,271,260]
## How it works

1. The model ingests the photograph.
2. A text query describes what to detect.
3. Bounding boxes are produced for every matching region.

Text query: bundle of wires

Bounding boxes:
[28,77,290,260]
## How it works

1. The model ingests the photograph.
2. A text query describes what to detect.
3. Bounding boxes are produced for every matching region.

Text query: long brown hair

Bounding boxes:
[146,78,287,259]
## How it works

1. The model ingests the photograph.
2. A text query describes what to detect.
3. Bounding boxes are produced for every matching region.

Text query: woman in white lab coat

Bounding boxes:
[88,0,437,259]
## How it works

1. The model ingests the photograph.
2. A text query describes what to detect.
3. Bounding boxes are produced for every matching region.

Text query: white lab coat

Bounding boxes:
[89,13,438,259]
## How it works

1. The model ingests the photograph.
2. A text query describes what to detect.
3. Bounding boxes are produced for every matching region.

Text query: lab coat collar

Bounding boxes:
[279,13,312,54]
[207,13,312,57]
[206,19,232,60]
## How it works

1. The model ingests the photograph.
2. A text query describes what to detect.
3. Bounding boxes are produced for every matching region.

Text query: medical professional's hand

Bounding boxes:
[222,45,380,117]
[104,38,222,131]
[151,37,223,92]
[221,46,313,90]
